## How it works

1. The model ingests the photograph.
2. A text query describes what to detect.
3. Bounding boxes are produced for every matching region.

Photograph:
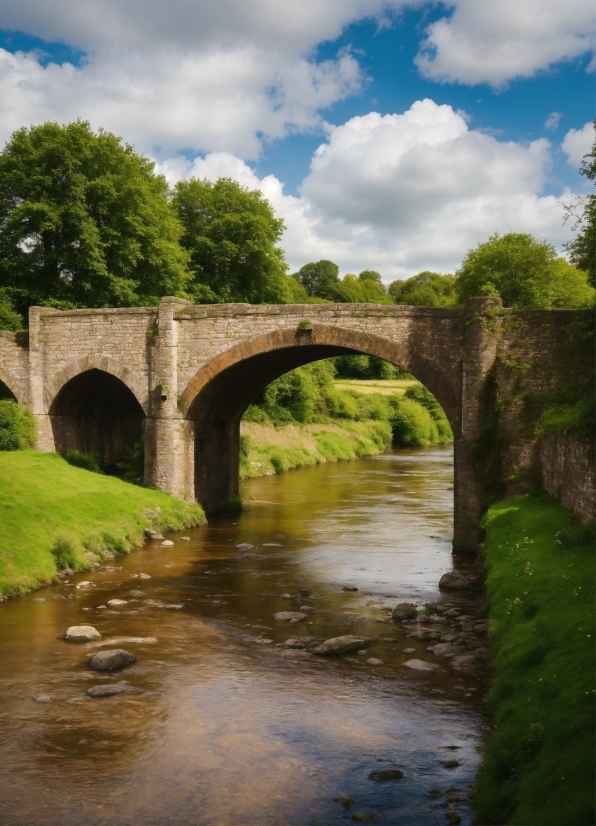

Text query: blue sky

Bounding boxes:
[0,0,593,279]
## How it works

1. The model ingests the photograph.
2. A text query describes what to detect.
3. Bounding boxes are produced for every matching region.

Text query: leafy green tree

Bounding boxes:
[0,121,189,321]
[173,177,290,304]
[0,290,23,331]
[389,271,457,306]
[0,400,36,450]
[564,120,596,288]
[455,233,595,308]
[336,272,394,304]
[293,259,341,300]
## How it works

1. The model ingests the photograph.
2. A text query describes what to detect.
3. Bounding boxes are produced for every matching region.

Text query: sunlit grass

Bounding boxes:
[0,452,205,597]
[333,378,420,395]
[473,493,595,825]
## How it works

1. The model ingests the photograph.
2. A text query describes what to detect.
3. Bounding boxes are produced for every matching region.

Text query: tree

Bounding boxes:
[455,233,594,308]
[564,120,596,289]
[337,271,393,304]
[0,121,189,321]
[389,271,457,306]
[173,177,290,304]
[293,259,341,300]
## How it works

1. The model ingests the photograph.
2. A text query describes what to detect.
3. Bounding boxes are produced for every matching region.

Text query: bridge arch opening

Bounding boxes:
[0,380,17,402]
[49,368,145,479]
[182,327,458,511]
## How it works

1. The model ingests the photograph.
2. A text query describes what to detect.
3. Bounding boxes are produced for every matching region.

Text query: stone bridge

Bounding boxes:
[0,296,586,551]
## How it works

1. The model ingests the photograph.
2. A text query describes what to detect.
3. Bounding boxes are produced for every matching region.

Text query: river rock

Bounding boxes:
[65,625,102,642]
[274,611,306,622]
[32,694,52,703]
[408,627,441,642]
[138,573,151,579]
[402,658,440,672]
[368,768,403,781]
[88,649,137,672]
[312,635,371,656]
[280,638,306,649]
[439,572,478,591]
[403,647,417,654]
[342,585,358,592]
[236,543,255,551]
[144,599,165,608]
[145,531,164,540]
[366,658,383,666]
[161,540,174,547]
[451,654,479,673]
[86,680,135,698]
[391,602,418,621]
[107,599,128,607]
[179,536,190,541]
[281,649,311,659]
[427,642,456,659]
[440,759,460,768]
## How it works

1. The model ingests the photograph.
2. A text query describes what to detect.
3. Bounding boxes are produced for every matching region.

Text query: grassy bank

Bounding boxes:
[239,419,393,478]
[473,493,595,825]
[0,451,205,598]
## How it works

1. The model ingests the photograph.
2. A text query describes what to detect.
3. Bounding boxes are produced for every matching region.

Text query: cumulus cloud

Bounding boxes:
[562,121,594,168]
[415,0,596,86]
[162,100,576,280]
[0,0,416,156]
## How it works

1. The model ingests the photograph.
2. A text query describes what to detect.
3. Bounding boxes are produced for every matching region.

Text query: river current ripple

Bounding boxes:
[0,445,488,825]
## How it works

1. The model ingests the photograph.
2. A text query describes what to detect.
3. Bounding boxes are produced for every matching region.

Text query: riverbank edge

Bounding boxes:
[240,418,398,478]
[0,451,206,599]
[472,492,595,825]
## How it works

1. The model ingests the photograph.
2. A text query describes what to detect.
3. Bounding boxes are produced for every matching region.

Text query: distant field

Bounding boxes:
[333,378,420,395]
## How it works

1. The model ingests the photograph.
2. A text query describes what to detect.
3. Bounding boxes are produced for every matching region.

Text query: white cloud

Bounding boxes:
[544,112,562,131]
[163,100,577,281]
[562,121,594,168]
[0,0,416,157]
[415,0,596,86]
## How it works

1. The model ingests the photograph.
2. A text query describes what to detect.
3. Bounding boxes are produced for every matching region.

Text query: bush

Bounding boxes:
[0,401,37,450]
[390,397,439,446]
[62,449,103,473]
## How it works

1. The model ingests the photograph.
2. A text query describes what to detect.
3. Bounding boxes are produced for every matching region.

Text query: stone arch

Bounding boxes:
[180,325,459,430]
[45,354,148,414]
[180,324,459,510]
[49,363,146,477]
[0,368,23,404]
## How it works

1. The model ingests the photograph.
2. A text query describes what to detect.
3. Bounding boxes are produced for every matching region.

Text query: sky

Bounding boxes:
[0,0,594,282]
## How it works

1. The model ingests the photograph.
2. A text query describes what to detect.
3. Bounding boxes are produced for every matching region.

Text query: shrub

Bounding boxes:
[0,401,37,450]
[62,449,103,473]
[390,398,438,446]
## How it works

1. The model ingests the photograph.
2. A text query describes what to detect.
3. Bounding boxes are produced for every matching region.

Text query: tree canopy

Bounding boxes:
[455,232,594,308]
[389,271,457,307]
[564,120,595,289]
[0,121,189,322]
[172,177,290,304]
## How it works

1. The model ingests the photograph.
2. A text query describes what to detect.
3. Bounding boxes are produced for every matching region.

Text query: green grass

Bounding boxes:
[473,493,595,825]
[0,451,205,597]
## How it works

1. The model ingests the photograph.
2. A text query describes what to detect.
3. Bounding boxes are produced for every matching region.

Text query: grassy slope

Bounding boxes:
[0,452,205,597]
[240,419,393,478]
[473,493,595,825]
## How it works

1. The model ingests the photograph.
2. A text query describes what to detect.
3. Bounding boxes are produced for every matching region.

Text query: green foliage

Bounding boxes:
[293,259,340,300]
[297,318,314,330]
[564,120,596,288]
[389,271,457,307]
[333,354,407,380]
[474,494,595,825]
[0,290,24,330]
[455,232,595,308]
[538,399,594,437]
[389,397,445,446]
[0,401,36,450]
[173,177,290,304]
[0,451,205,596]
[0,121,189,318]
[62,449,103,473]
[335,272,394,304]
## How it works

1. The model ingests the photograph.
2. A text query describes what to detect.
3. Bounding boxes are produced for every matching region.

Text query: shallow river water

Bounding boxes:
[0,446,488,826]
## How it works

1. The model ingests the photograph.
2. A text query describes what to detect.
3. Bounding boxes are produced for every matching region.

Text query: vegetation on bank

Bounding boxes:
[237,356,453,478]
[473,493,595,825]
[0,451,205,598]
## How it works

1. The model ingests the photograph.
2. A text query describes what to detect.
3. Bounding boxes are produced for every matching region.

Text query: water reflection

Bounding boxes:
[0,446,487,825]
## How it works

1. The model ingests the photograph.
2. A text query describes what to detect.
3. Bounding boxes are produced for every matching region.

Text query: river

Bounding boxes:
[0,445,488,826]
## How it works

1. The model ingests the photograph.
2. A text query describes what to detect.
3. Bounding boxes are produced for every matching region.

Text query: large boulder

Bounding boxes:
[439,571,479,591]
[65,625,102,642]
[312,635,371,656]
[391,602,418,621]
[88,649,137,672]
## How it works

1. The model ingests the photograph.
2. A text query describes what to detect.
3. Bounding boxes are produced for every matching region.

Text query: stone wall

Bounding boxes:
[538,432,595,524]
